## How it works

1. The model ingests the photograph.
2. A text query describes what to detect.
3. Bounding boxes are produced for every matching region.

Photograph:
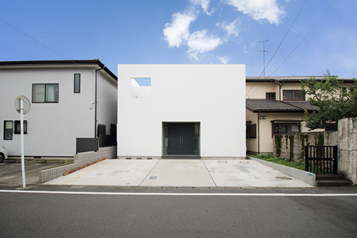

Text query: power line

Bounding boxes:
[0,17,69,60]
[246,0,307,98]
[268,0,337,77]
[0,17,103,75]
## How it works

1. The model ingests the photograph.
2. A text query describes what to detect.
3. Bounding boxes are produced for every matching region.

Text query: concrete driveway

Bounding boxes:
[46,158,312,188]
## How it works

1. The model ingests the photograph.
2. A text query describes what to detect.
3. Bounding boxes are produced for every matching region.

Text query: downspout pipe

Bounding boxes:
[95,66,104,138]
[257,112,260,154]
[271,80,285,101]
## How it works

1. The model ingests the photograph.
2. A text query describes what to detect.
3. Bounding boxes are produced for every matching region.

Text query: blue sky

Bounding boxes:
[1,0,356,77]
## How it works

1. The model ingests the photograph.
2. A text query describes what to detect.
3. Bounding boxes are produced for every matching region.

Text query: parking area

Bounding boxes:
[45,159,312,188]
[0,158,72,186]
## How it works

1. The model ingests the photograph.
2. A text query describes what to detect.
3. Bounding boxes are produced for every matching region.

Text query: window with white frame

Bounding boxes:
[32,84,59,103]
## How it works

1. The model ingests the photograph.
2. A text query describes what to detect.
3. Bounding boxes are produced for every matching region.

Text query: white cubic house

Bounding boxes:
[0,59,117,157]
[118,64,246,159]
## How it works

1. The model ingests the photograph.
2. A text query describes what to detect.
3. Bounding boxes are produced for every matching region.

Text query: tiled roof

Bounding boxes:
[246,99,318,112]
[284,101,319,111]
[246,76,354,83]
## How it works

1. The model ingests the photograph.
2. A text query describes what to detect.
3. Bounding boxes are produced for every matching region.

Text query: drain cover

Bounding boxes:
[276,176,292,180]
[149,176,157,180]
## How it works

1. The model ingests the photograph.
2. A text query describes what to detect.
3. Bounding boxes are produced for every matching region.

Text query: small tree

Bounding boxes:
[301,73,357,130]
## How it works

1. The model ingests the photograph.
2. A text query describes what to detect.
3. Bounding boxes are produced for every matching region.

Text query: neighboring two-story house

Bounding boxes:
[245,76,355,155]
[0,59,117,157]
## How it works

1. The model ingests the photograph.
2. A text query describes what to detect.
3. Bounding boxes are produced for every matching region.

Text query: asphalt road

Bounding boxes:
[1,189,356,237]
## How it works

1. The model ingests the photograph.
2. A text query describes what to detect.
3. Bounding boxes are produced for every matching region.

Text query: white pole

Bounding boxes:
[20,98,26,189]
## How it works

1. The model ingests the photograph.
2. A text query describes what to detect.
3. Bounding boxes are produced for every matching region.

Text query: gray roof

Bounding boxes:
[246,99,318,113]
[0,59,117,80]
[246,76,354,83]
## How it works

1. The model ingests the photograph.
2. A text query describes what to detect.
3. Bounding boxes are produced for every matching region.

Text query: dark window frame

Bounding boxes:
[74,74,81,93]
[272,122,301,136]
[266,92,276,99]
[246,124,257,139]
[14,120,27,134]
[4,120,13,140]
[283,90,305,101]
[32,83,59,103]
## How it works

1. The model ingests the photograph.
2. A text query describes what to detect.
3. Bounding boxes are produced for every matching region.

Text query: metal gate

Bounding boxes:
[305,146,338,174]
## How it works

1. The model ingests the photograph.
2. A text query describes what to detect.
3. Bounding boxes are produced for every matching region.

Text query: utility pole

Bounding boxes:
[258,40,269,76]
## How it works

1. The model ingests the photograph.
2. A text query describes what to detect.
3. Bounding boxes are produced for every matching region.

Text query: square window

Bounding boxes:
[32,84,59,103]
[266,92,276,99]
[246,124,256,138]
[283,90,305,101]
[4,121,13,140]
[74,74,80,93]
[273,122,301,135]
[14,120,27,134]
[131,78,151,98]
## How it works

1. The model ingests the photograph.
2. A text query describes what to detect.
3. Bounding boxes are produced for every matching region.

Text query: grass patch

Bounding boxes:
[250,154,305,170]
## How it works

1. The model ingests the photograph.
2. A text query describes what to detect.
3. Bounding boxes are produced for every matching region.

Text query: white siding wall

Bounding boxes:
[0,68,96,156]
[97,71,117,135]
[118,64,246,158]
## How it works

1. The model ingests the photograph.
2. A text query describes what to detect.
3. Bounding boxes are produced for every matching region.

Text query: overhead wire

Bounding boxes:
[0,17,104,75]
[246,0,307,98]
[268,0,337,77]
[248,0,336,98]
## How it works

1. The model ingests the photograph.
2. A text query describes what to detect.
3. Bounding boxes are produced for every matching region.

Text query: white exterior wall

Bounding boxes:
[118,64,246,158]
[97,71,117,135]
[0,67,116,157]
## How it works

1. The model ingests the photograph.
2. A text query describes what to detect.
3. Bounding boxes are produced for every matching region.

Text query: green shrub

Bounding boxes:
[249,154,305,170]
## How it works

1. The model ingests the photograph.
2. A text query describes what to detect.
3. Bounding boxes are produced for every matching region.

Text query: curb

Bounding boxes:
[63,158,106,176]
[247,156,316,186]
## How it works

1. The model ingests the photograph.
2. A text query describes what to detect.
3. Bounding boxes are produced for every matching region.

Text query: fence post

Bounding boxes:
[333,145,338,174]
[305,146,309,172]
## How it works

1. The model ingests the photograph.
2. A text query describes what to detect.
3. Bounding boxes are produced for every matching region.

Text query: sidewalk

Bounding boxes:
[45,158,312,188]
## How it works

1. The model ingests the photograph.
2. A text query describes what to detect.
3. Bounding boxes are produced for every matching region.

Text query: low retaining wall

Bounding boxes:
[247,156,316,186]
[39,146,117,183]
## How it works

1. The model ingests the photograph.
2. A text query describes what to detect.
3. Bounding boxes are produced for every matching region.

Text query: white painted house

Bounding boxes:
[0,59,117,157]
[117,64,246,159]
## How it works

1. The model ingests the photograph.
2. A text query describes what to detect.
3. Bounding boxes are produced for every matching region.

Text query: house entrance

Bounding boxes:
[163,122,200,157]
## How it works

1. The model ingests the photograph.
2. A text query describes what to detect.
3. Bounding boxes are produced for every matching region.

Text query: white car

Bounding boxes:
[0,146,8,163]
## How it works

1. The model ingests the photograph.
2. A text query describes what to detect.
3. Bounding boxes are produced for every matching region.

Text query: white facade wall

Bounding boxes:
[0,67,117,157]
[97,71,117,135]
[118,64,246,158]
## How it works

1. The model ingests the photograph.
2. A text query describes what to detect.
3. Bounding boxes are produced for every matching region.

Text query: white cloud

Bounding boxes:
[190,0,214,15]
[163,10,197,48]
[226,0,284,25]
[187,30,223,60]
[243,46,248,54]
[217,20,240,42]
[219,56,230,64]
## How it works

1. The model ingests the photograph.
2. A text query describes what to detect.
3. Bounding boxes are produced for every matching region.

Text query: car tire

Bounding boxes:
[0,153,4,163]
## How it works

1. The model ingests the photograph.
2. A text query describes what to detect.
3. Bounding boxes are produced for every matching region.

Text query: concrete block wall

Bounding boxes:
[273,118,356,185]
[274,132,326,161]
[39,146,117,183]
[337,118,357,184]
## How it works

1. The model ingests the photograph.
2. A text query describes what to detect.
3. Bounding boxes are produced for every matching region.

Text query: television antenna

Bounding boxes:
[14,95,31,189]
[258,40,270,76]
